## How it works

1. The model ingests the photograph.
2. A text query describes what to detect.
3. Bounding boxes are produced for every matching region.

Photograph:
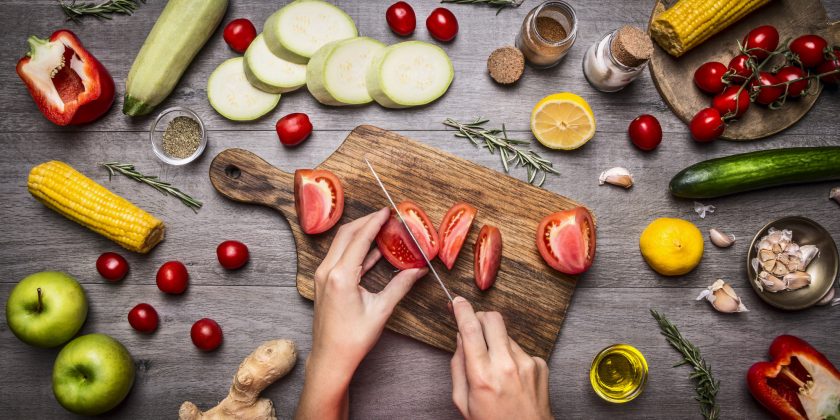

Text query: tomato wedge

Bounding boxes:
[438,202,477,269]
[376,200,440,270]
[294,169,344,234]
[474,225,502,291]
[536,207,596,275]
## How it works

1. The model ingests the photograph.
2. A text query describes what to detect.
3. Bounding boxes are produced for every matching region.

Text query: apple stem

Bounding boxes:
[36,287,43,313]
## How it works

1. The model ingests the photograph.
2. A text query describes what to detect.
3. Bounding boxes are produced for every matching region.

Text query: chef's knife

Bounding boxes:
[364,158,454,302]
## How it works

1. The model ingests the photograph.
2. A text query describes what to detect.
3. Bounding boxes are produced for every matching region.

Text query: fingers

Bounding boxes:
[452,297,489,366]
[333,207,390,275]
[376,267,428,312]
[451,333,469,417]
[361,247,382,276]
[534,356,549,392]
[319,208,388,277]
[476,312,511,360]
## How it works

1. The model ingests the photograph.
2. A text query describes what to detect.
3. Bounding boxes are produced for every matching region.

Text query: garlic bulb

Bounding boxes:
[696,279,749,313]
[753,227,819,294]
[709,229,735,248]
[598,167,633,188]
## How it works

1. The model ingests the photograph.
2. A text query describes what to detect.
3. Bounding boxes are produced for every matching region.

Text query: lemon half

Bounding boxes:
[530,92,596,150]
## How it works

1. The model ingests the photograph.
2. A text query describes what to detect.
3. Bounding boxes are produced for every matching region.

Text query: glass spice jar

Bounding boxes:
[583,26,653,92]
[515,1,577,69]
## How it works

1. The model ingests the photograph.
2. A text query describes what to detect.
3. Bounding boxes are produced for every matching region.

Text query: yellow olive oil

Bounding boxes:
[590,344,648,403]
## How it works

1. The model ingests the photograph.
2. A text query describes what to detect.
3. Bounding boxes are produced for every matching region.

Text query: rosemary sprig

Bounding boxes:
[101,162,202,212]
[58,0,145,23]
[651,309,720,420]
[443,117,559,187]
[441,0,520,14]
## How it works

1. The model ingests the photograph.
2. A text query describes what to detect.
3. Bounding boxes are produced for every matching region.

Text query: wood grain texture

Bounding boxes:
[208,126,586,359]
[1,0,840,418]
[649,0,839,140]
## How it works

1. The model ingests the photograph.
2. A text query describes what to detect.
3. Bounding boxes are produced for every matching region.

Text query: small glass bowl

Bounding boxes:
[150,107,207,165]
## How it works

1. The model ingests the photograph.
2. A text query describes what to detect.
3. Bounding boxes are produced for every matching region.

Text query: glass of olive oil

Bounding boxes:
[590,344,648,403]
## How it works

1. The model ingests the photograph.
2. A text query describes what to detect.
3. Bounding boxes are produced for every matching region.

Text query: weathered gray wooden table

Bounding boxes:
[1,1,839,418]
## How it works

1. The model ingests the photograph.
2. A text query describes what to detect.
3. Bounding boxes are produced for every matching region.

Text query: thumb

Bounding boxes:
[376,267,428,313]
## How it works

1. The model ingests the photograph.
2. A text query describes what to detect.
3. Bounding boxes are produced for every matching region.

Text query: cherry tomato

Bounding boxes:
[727,54,754,83]
[789,35,828,68]
[386,1,416,36]
[750,71,784,105]
[775,66,809,97]
[294,169,344,235]
[816,48,840,85]
[128,303,159,333]
[742,25,779,60]
[96,252,129,282]
[217,240,250,270]
[627,114,662,151]
[536,207,596,275]
[438,202,477,270]
[689,107,725,143]
[276,113,312,147]
[693,62,728,94]
[191,318,223,351]
[426,8,458,42]
[376,200,439,270]
[156,261,189,294]
[223,19,257,54]
[712,86,750,118]
[474,225,502,291]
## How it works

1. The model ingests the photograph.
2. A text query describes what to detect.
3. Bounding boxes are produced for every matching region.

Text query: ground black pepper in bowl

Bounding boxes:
[162,116,201,159]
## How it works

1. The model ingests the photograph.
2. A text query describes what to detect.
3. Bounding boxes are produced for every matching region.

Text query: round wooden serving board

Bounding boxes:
[648,0,840,140]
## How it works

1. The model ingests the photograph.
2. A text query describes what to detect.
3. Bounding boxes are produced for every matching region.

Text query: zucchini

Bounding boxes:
[123,0,228,116]
[244,34,307,94]
[669,147,840,199]
[306,37,385,106]
[207,58,281,121]
[365,41,454,108]
[263,0,357,64]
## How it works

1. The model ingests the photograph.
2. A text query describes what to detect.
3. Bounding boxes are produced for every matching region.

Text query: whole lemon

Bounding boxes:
[639,218,704,276]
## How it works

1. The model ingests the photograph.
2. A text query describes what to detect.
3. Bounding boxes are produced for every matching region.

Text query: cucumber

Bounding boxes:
[244,34,307,94]
[207,58,281,121]
[306,37,386,106]
[366,41,454,109]
[124,0,228,116]
[263,0,357,64]
[669,147,840,199]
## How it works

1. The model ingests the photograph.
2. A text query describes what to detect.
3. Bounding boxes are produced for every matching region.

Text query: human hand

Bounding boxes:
[450,297,552,420]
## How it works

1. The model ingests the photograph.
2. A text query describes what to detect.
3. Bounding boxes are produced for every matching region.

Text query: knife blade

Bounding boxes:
[364,158,454,302]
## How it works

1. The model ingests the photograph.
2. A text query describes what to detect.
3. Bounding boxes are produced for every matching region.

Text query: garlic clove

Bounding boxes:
[771,261,789,277]
[762,258,777,272]
[830,187,839,205]
[759,249,776,262]
[817,288,835,306]
[697,279,748,313]
[785,242,800,256]
[759,271,787,293]
[693,201,715,219]
[598,167,633,188]
[772,243,783,254]
[757,239,772,252]
[751,258,761,274]
[776,253,791,266]
[784,271,811,290]
[784,255,802,273]
[799,245,819,268]
[709,228,735,248]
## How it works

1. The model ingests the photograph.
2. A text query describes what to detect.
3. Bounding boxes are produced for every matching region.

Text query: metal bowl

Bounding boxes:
[747,216,838,310]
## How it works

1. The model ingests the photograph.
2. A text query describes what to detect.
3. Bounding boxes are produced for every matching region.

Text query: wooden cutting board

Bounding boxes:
[208,125,587,359]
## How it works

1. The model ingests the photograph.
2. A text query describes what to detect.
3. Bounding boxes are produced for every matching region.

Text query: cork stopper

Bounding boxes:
[611,25,653,68]
[487,46,525,85]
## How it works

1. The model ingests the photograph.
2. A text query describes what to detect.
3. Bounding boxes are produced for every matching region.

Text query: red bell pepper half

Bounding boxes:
[748,335,840,420]
[16,30,114,126]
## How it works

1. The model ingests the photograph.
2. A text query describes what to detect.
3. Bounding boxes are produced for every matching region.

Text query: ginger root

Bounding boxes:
[179,339,297,420]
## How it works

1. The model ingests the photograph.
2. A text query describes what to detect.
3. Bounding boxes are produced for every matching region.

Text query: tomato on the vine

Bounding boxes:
[690,108,724,143]
[775,66,809,97]
[727,54,754,83]
[789,35,828,68]
[750,72,784,105]
[742,25,779,60]
[712,86,750,118]
[817,48,840,85]
[628,114,662,151]
[386,2,416,36]
[223,19,257,54]
[276,113,312,147]
[426,8,458,42]
[694,62,728,94]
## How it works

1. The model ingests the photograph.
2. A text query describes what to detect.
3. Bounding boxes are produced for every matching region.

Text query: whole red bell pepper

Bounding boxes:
[748,335,840,420]
[16,30,114,126]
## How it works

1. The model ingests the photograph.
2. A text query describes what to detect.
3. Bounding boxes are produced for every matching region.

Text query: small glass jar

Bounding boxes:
[515,1,577,69]
[583,29,649,92]
[590,344,648,403]
[150,107,207,166]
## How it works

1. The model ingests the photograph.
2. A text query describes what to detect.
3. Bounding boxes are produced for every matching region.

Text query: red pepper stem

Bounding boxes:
[780,366,807,389]
[26,35,50,57]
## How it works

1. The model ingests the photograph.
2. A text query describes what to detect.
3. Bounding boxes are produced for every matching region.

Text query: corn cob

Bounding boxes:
[28,161,165,253]
[650,0,772,57]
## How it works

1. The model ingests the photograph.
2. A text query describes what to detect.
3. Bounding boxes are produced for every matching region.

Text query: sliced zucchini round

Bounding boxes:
[306,37,386,106]
[366,41,454,109]
[263,0,357,64]
[207,58,281,121]
[244,34,307,94]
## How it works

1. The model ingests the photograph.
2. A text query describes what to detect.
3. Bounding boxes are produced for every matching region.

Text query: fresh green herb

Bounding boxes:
[651,309,720,420]
[441,0,519,14]
[443,117,559,187]
[101,162,202,212]
[57,0,146,22]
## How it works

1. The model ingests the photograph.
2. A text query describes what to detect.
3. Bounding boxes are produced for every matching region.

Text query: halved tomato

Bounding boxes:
[474,225,502,291]
[536,207,596,275]
[294,169,344,234]
[438,202,477,270]
[376,200,440,270]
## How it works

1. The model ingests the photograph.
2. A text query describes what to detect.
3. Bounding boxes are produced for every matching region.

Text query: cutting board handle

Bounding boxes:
[208,148,295,218]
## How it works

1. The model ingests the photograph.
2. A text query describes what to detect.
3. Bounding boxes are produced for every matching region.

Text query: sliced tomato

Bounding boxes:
[438,202,477,269]
[376,200,439,270]
[294,169,344,234]
[536,207,596,275]
[474,225,502,291]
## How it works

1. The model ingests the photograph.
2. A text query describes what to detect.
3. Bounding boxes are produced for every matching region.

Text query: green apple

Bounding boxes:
[53,333,136,415]
[5,271,88,348]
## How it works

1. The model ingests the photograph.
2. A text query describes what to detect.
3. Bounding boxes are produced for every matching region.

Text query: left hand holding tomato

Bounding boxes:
[296,208,428,419]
